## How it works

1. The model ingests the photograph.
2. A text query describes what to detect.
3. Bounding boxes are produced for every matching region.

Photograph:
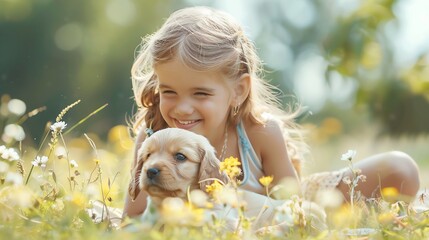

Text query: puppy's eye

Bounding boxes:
[174,153,187,161]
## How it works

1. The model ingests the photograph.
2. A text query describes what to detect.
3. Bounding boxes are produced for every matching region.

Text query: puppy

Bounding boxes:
[128,128,228,207]
[127,128,326,234]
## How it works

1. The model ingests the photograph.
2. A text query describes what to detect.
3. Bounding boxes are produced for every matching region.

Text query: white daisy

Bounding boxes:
[50,121,67,133]
[70,159,78,168]
[32,155,49,168]
[341,149,357,161]
[0,147,20,161]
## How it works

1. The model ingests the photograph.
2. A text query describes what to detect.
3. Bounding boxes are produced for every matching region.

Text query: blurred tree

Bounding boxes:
[1,0,428,143]
[232,0,429,135]
[0,0,180,141]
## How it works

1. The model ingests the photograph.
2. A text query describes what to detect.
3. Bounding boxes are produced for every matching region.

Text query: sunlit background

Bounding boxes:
[1,0,428,185]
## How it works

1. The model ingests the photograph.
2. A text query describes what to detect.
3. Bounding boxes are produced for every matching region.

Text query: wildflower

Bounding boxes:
[206,180,223,195]
[259,175,274,187]
[381,187,399,202]
[341,149,357,161]
[220,156,241,179]
[3,124,25,142]
[342,176,352,185]
[50,121,67,133]
[69,191,88,208]
[32,155,48,168]
[377,212,396,226]
[70,159,78,168]
[7,99,26,116]
[0,146,20,161]
[55,146,67,159]
[5,172,23,185]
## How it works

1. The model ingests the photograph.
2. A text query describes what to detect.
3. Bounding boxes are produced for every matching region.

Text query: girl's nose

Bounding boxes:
[175,99,194,115]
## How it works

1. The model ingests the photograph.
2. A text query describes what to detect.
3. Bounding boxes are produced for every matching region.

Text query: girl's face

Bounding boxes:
[155,57,233,144]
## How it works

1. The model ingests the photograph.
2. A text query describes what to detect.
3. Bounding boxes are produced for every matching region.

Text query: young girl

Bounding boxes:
[123,6,420,218]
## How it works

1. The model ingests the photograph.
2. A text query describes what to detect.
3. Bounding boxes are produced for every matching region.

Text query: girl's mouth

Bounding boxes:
[174,119,200,130]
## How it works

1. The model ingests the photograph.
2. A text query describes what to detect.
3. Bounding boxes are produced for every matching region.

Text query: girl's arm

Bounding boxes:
[122,128,148,218]
[248,119,300,186]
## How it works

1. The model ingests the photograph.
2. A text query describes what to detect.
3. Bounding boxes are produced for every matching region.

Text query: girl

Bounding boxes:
[123,6,420,218]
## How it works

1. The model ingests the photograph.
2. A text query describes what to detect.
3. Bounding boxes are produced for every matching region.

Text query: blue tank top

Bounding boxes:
[236,121,266,195]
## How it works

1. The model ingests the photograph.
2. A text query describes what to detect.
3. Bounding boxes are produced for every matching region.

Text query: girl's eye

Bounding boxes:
[161,90,176,95]
[195,92,210,96]
[174,153,187,161]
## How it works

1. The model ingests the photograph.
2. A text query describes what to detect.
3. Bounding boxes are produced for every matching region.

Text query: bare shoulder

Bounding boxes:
[244,118,285,159]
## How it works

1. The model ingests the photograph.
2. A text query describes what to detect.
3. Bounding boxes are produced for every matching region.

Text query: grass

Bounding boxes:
[1,96,428,239]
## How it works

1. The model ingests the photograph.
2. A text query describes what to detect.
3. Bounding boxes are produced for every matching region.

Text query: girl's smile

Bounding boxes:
[155,57,234,146]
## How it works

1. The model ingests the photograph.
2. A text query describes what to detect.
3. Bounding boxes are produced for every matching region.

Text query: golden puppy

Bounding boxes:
[128,128,228,207]
[127,128,326,234]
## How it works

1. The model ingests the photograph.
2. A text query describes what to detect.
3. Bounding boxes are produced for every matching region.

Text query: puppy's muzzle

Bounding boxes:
[147,168,160,180]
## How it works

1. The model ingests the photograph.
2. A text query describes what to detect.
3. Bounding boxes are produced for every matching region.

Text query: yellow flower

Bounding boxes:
[381,187,399,202]
[259,176,273,187]
[378,212,396,226]
[70,191,87,208]
[220,156,241,178]
[206,180,223,195]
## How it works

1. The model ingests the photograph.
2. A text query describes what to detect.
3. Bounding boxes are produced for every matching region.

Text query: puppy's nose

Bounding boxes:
[147,168,160,179]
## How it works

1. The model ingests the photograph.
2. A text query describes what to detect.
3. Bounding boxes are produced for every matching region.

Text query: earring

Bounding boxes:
[232,103,240,116]
[145,121,154,137]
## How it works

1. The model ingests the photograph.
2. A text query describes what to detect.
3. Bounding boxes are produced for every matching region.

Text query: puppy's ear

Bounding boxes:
[128,159,144,201]
[198,143,229,191]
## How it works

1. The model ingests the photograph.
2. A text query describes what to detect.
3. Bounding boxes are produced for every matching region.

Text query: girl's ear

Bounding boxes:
[232,73,251,106]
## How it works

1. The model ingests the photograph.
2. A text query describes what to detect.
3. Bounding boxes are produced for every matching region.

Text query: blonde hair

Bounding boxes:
[131,6,307,169]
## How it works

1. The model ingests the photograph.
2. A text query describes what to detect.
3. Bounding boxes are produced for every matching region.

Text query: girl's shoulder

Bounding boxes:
[243,117,286,154]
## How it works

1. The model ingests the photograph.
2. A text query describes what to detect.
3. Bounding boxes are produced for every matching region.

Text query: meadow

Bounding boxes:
[1,96,428,239]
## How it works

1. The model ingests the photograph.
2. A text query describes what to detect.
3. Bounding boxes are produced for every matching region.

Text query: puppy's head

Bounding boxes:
[128,128,228,204]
